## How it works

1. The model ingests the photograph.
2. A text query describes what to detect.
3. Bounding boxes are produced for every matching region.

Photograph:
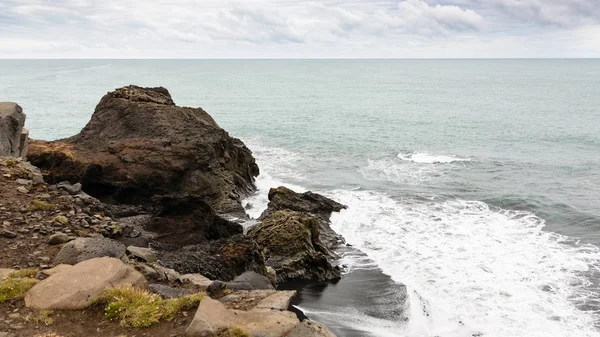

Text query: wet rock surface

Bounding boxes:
[249,210,341,283]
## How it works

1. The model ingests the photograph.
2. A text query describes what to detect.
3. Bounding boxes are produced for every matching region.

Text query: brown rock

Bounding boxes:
[28,85,258,214]
[40,264,73,276]
[25,257,146,310]
[185,297,299,337]
[287,320,337,337]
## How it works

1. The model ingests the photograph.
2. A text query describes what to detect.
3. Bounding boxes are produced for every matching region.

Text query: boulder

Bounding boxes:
[260,187,347,254]
[179,274,213,289]
[287,321,337,337]
[126,245,156,262]
[47,232,71,245]
[0,102,26,157]
[54,237,127,265]
[28,85,259,214]
[57,181,82,195]
[158,234,267,281]
[24,257,146,310]
[40,264,73,276]
[218,290,277,310]
[259,186,346,220]
[206,272,276,297]
[254,290,296,310]
[185,297,299,337]
[248,210,341,283]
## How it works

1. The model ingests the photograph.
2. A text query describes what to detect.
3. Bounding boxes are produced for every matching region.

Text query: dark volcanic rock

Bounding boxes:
[157,234,267,281]
[147,195,243,248]
[28,85,259,214]
[259,186,347,220]
[248,210,341,283]
[260,186,347,255]
[54,237,127,265]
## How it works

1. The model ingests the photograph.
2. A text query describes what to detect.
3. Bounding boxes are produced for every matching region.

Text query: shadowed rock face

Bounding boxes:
[157,234,267,281]
[28,85,259,215]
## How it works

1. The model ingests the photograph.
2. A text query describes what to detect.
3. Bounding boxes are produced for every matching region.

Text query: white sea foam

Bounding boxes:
[360,158,438,185]
[242,139,306,220]
[242,141,600,336]
[328,190,600,337]
[398,152,471,164]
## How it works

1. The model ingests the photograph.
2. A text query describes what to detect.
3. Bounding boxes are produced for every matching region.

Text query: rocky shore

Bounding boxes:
[0,86,349,337]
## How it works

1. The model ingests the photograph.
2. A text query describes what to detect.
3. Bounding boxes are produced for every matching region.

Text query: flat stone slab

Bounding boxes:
[185,297,299,337]
[25,257,146,310]
[180,273,213,289]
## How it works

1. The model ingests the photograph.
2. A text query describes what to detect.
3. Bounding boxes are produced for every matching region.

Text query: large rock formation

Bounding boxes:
[28,86,259,214]
[0,102,28,158]
[260,186,347,254]
[248,210,341,283]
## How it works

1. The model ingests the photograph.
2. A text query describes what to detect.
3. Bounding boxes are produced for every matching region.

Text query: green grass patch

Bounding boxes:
[8,268,38,279]
[95,286,204,328]
[216,327,250,337]
[53,215,68,225]
[28,200,57,212]
[0,277,39,303]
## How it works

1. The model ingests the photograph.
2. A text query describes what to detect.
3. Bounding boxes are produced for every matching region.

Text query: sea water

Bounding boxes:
[1,59,599,336]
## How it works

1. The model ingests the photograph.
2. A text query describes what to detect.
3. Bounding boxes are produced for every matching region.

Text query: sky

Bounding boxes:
[0,0,599,58]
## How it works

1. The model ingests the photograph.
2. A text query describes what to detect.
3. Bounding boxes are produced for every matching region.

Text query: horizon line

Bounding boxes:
[1,57,599,61]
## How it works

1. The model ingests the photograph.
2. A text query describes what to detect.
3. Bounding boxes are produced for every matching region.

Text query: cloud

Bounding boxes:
[0,0,598,58]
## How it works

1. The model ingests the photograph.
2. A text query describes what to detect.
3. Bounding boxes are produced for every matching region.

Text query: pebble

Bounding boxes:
[47,233,70,245]
[16,186,28,194]
[0,230,17,238]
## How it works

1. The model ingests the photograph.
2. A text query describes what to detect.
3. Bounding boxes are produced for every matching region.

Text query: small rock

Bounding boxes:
[126,246,156,263]
[15,179,30,185]
[180,274,213,289]
[149,284,189,299]
[16,186,28,194]
[48,232,71,245]
[57,181,82,195]
[1,230,17,238]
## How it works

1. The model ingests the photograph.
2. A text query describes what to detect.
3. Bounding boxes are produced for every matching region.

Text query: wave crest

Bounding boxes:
[398,152,471,164]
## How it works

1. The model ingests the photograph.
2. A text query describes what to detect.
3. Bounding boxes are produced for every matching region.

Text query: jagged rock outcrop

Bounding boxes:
[248,210,341,283]
[259,186,347,220]
[259,187,347,255]
[0,102,28,158]
[28,86,259,214]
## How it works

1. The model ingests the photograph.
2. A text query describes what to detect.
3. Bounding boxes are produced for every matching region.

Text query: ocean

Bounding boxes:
[1,59,599,337]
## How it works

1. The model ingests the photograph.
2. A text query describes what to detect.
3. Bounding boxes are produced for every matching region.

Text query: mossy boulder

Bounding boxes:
[248,210,341,283]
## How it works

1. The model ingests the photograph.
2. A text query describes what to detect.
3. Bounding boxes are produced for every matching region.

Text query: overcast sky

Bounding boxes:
[1,0,599,58]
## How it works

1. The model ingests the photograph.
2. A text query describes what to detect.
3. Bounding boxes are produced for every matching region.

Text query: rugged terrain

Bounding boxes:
[0,86,345,337]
